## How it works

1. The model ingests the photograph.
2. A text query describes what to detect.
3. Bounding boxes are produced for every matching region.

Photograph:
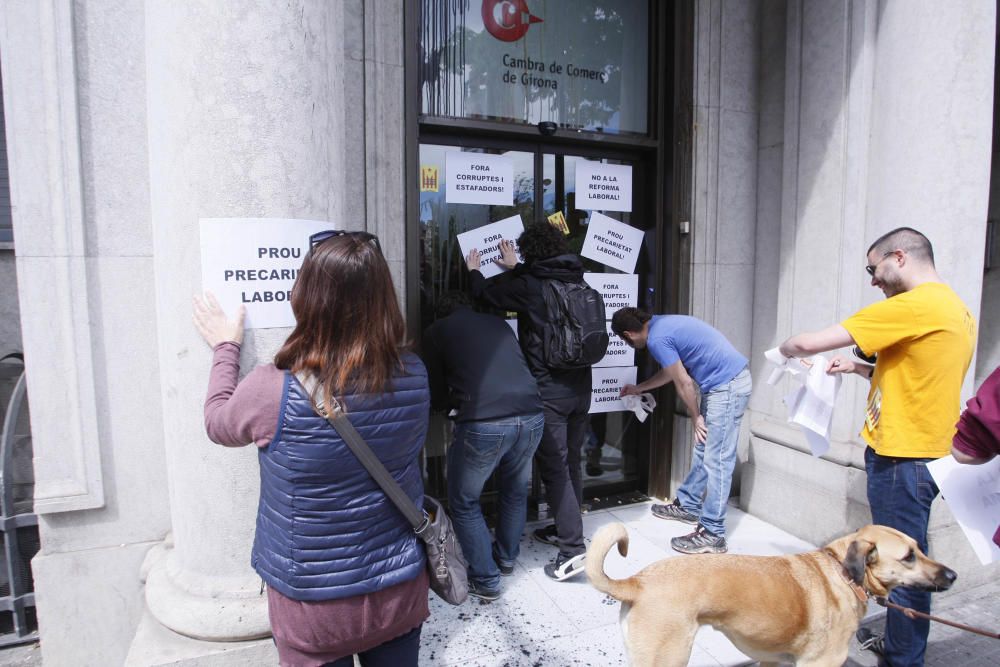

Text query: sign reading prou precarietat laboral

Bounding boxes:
[200,218,332,329]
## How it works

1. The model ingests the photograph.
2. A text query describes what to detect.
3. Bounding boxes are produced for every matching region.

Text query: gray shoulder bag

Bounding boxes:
[296,373,468,606]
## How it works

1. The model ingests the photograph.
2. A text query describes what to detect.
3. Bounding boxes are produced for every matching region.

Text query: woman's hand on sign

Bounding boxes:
[495,239,519,270]
[193,291,246,348]
[465,248,482,271]
[620,383,640,397]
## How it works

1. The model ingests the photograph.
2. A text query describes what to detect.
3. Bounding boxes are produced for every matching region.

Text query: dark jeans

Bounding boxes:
[322,624,422,667]
[447,412,545,589]
[865,447,939,667]
[536,393,591,557]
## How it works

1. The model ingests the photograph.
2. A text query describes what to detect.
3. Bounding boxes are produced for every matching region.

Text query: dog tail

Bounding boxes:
[586,522,640,603]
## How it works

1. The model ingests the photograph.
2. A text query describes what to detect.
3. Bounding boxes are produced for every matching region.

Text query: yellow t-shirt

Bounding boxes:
[841,282,975,458]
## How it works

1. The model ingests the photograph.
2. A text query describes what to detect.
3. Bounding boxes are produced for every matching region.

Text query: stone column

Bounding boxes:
[141,0,348,641]
[674,0,760,496]
[865,0,994,340]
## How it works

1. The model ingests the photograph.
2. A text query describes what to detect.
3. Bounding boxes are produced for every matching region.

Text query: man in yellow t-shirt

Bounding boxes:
[779,227,975,667]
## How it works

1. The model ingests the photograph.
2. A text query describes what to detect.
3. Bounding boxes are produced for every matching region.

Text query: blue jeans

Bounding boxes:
[447,412,544,590]
[675,368,752,537]
[865,447,939,667]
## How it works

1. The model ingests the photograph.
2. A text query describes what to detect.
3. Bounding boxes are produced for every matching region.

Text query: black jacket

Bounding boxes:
[422,307,542,422]
[469,254,592,400]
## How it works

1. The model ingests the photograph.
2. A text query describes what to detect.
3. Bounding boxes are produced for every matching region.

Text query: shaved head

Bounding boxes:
[867,227,935,266]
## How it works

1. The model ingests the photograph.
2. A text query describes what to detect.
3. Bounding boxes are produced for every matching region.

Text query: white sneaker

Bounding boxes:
[544,552,585,581]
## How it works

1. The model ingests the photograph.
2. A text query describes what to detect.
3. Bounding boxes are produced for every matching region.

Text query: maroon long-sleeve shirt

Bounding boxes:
[204,342,429,666]
[952,365,1000,548]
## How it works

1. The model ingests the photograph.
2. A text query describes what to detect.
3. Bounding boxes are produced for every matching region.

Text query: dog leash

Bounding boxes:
[821,551,1000,640]
[873,597,1000,640]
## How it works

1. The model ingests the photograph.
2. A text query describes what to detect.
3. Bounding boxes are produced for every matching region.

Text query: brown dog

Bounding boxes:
[586,522,956,666]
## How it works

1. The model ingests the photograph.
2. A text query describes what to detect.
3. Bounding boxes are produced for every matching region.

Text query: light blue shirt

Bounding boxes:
[647,315,747,392]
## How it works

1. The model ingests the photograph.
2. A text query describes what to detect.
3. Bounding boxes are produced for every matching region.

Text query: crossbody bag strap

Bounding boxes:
[295,372,429,534]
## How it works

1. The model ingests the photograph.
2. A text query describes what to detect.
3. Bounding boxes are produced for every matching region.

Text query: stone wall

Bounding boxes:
[0,1,407,664]
[740,0,999,592]
[1,2,170,664]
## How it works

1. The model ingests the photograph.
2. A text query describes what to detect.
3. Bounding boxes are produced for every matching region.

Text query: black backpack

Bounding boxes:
[540,279,610,369]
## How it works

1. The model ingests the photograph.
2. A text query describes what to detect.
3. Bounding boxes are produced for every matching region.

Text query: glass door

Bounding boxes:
[416,139,656,510]
[538,151,656,504]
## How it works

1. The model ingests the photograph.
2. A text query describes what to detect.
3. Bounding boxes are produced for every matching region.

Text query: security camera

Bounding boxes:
[537,121,558,136]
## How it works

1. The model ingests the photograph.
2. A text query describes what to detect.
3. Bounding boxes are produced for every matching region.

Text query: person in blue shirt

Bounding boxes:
[612,307,752,554]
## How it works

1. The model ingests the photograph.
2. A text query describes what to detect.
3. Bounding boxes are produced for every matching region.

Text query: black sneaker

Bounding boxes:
[543,552,585,581]
[532,524,559,546]
[855,627,885,658]
[468,580,501,602]
[671,525,728,554]
[586,449,603,476]
[651,499,699,525]
[492,544,515,576]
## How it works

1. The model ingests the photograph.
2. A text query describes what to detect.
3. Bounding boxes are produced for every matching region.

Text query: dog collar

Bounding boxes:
[823,550,870,604]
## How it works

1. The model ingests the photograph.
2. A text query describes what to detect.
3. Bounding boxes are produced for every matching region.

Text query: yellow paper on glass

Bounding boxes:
[547,211,570,235]
[420,166,440,192]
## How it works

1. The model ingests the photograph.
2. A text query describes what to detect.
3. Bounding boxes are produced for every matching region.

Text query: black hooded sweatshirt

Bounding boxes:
[469,253,592,400]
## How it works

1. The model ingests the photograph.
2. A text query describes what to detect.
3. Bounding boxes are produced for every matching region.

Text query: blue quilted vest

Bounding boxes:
[251,353,429,601]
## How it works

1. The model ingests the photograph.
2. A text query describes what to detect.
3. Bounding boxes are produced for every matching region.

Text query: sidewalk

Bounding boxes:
[422,500,1000,666]
[1,499,996,666]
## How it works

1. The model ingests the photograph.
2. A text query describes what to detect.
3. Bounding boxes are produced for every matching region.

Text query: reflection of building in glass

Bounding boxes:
[420,0,648,134]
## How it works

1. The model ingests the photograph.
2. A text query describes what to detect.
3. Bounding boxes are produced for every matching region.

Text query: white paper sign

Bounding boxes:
[580,212,644,274]
[927,455,1000,565]
[595,322,635,368]
[456,215,525,279]
[590,366,638,414]
[763,348,842,458]
[575,161,632,212]
[446,152,514,206]
[200,218,332,329]
[584,273,639,314]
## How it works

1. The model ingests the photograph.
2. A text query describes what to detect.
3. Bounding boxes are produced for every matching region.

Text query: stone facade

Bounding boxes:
[0,1,997,664]
[733,0,1000,592]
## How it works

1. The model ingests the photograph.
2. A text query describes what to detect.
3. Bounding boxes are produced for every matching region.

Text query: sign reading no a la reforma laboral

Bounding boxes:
[200,218,332,329]
[575,161,632,212]
[446,152,514,206]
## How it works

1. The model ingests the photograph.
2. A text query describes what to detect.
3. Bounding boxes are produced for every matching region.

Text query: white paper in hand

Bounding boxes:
[621,393,656,423]
[764,347,842,457]
[927,456,1000,565]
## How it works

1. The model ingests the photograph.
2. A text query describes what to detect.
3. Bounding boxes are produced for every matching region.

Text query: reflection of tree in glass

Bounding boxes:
[420,1,633,131]
[419,0,471,118]
[556,2,626,129]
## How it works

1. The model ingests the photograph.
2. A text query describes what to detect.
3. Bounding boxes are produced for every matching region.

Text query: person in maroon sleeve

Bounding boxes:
[192,231,430,667]
[951,366,1000,547]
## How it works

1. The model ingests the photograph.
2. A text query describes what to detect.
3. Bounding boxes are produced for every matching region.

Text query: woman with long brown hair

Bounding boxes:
[193,231,430,667]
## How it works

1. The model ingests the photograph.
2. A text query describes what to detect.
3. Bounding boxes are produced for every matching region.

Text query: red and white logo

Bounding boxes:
[482,0,543,42]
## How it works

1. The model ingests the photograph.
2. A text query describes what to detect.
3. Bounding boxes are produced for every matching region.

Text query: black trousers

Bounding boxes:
[536,392,591,557]
[323,624,422,667]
